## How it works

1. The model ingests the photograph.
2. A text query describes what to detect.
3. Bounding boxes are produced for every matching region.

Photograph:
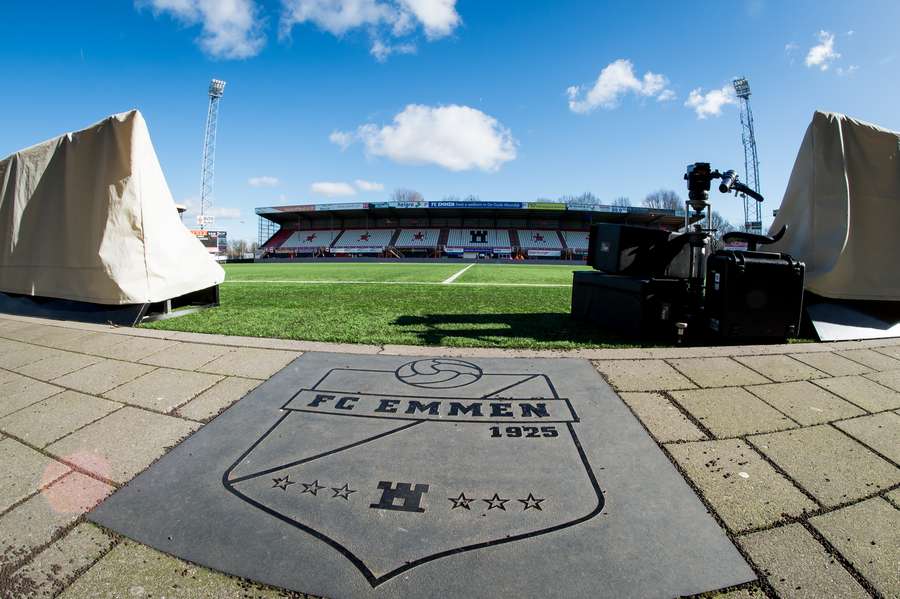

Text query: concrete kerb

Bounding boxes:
[2,313,900,360]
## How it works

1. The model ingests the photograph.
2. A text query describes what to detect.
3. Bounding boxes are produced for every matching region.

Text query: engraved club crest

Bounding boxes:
[223,359,605,587]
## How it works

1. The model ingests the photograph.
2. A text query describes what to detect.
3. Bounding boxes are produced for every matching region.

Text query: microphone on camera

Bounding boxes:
[718,170,738,193]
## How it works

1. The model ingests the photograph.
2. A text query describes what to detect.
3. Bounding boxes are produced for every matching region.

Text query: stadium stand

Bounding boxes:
[332,229,394,249]
[256,200,690,260]
[395,229,441,248]
[446,229,511,249]
[281,230,340,249]
[562,230,589,251]
[517,230,563,249]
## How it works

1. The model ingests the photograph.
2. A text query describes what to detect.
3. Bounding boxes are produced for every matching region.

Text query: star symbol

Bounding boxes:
[483,493,510,511]
[448,492,475,510]
[271,475,295,491]
[331,483,357,500]
[359,234,370,241]
[517,493,545,511]
[300,480,325,496]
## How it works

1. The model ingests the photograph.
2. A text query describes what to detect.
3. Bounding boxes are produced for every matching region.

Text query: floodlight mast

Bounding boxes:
[199,79,226,230]
[733,77,762,233]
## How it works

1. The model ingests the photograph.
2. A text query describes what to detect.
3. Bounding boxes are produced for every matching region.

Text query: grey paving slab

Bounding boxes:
[733,355,826,382]
[668,357,770,388]
[198,347,302,379]
[865,369,900,393]
[711,588,767,599]
[25,327,96,351]
[0,376,64,418]
[885,487,900,508]
[666,439,816,532]
[57,541,291,598]
[46,407,198,484]
[0,438,69,513]
[103,368,223,414]
[749,425,900,507]
[671,387,795,437]
[873,344,900,360]
[176,376,260,422]
[592,359,695,391]
[745,381,865,426]
[837,348,900,371]
[138,341,231,370]
[0,391,121,448]
[834,411,900,465]
[16,351,102,382]
[63,332,134,357]
[6,523,114,599]
[50,360,155,395]
[810,498,900,598]
[90,353,754,598]
[0,472,113,571]
[88,336,179,362]
[0,324,56,343]
[737,523,869,599]
[814,375,900,412]
[789,352,872,377]
[618,392,707,443]
[0,345,65,371]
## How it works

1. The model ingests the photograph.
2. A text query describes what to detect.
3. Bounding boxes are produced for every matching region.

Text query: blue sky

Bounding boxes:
[2,1,898,242]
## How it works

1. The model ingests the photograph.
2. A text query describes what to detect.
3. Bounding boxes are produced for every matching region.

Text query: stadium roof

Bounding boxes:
[255,199,690,228]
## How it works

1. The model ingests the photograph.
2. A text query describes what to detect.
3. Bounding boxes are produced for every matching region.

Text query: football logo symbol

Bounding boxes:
[395,359,484,389]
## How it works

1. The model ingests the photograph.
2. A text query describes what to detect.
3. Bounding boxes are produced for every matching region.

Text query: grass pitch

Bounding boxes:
[142,262,632,349]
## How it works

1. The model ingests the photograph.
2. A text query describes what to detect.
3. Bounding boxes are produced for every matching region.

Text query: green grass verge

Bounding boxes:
[143,268,630,349]
[456,263,592,285]
[221,262,463,282]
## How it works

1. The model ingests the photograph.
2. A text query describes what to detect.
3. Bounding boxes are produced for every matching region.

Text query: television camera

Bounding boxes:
[571,163,805,345]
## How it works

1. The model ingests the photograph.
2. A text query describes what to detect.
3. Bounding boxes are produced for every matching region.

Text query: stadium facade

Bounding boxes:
[256,200,687,260]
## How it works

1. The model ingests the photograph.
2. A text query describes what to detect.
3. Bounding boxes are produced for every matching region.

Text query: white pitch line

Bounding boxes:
[441,263,475,284]
[222,279,570,288]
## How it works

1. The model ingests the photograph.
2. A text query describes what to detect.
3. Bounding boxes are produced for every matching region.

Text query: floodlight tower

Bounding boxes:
[732,77,762,233]
[199,79,226,230]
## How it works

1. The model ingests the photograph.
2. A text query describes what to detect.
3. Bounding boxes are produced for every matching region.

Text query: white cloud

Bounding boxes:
[355,179,384,191]
[397,0,460,39]
[139,0,266,59]
[836,64,859,76]
[806,30,840,71]
[370,39,416,61]
[340,104,516,172]
[567,59,673,113]
[684,85,736,119]
[656,89,676,102]
[311,181,357,197]
[279,0,460,60]
[785,42,798,52]
[248,176,280,187]
[180,197,243,221]
[329,130,355,150]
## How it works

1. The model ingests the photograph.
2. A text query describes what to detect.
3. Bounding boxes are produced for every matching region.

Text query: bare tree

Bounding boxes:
[228,239,249,258]
[391,188,425,203]
[611,196,631,208]
[560,192,600,206]
[643,189,683,211]
[440,195,461,202]
[708,211,735,242]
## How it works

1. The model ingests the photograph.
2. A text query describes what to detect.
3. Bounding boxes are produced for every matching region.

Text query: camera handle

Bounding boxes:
[722,225,787,251]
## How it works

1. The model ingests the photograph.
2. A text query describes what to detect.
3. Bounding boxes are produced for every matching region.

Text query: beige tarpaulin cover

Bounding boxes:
[768,111,900,301]
[0,110,224,305]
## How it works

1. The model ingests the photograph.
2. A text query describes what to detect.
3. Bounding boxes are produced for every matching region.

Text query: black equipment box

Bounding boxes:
[705,250,804,342]
[571,271,689,340]
[587,224,672,275]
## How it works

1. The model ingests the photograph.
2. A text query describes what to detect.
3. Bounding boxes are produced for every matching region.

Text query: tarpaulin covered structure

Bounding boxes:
[0,110,224,315]
[769,111,900,301]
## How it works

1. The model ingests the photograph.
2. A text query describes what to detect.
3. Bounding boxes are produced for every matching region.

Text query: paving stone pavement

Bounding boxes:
[0,313,898,598]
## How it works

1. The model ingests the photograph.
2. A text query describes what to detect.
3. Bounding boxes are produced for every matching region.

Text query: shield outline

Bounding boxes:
[222,366,606,588]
